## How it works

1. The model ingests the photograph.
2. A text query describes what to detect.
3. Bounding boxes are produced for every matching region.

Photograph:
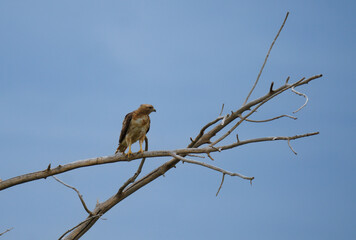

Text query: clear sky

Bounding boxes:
[1,1,355,239]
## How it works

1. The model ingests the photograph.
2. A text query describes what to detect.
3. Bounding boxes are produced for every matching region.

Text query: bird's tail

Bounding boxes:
[115,144,127,154]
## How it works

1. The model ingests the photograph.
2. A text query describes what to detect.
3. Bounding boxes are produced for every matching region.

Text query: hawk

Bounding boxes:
[115,104,156,156]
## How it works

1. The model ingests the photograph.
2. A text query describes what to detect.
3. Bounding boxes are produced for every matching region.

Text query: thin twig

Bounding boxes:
[216,174,225,196]
[207,153,214,161]
[117,137,148,195]
[219,103,225,116]
[292,87,309,113]
[244,114,297,123]
[170,153,254,181]
[236,134,240,143]
[0,228,13,237]
[190,116,224,145]
[52,176,93,216]
[211,91,276,146]
[287,139,298,155]
[243,12,289,105]
[211,76,310,147]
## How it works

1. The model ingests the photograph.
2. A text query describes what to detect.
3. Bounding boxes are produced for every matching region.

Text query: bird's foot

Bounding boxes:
[126,149,133,157]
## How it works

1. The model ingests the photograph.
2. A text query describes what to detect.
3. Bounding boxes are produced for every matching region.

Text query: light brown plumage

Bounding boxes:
[115,104,156,156]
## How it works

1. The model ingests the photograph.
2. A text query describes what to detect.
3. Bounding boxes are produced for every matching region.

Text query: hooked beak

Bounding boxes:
[152,108,156,112]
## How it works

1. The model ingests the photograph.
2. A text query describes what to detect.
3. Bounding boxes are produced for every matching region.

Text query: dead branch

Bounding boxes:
[58,214,103,240]
[216,174,225,196]
[52,176,93,216]
[61,131,318,239]
[244,114,297,123]
[219,103,225,116]
[243,12,289,105]
[287,138,298,155]
[0,74,322,192]
[207,152,214,161]
[170,152,254,181]
[117,137,148,195]
[0,228,13,237]
[292,87,309,113]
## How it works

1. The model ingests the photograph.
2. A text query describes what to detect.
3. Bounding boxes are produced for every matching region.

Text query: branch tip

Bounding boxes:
[236,134,240,143]
[219,103,225,116]
[243,11,289,105]
[207,153,214,161]
[287,139,298,155]
[269,82,274,93]
[216,173,225,196]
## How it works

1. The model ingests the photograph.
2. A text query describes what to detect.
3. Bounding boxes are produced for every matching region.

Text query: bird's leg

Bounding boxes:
[126,142,132,157]
[139,139,144,153]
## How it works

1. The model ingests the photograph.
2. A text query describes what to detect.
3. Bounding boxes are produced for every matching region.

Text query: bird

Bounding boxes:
[115,104,156,156]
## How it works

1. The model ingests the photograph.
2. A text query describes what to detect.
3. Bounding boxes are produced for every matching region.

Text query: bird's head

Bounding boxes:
[139,104,156,114]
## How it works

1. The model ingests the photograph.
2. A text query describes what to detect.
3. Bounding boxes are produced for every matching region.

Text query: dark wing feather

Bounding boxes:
[146,116,151,133]
[119,112,133,144]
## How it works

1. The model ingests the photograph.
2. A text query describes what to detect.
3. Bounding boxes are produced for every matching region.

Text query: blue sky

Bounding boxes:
[1,1,355,239]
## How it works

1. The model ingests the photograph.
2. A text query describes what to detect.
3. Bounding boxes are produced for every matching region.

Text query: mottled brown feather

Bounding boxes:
[119,112,133,144]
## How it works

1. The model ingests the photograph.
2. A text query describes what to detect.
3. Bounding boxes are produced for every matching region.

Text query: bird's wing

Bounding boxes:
[146,116,151,134]
[119,112,133,144]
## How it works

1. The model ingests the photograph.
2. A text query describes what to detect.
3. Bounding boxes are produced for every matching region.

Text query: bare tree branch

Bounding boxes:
[195,75,321,147]
[216,173,225,196]
[190,116,224,146]
[0,228,13,237]
[243,12,289,105]
[170,152,254,181]
[287,138,298,155]
[219,103,225,116]
[61,132,316,239]
[59,214,103,240]
[117,137,148,195]
[292,87,309,113]
[244,114,297,123]
[52,176,93,216]
[207,153,214,161]
[61,131,318,239]
[0,74,322,192]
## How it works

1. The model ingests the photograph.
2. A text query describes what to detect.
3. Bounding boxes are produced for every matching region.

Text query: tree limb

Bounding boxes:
[0,228,13,237]
[243,12,289,105]
[244,114,297,123]
[170,152,254,181]
[52,176,93,216]
[61,131,318,239]
[292,87,309,113]
[117,137,148,195]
